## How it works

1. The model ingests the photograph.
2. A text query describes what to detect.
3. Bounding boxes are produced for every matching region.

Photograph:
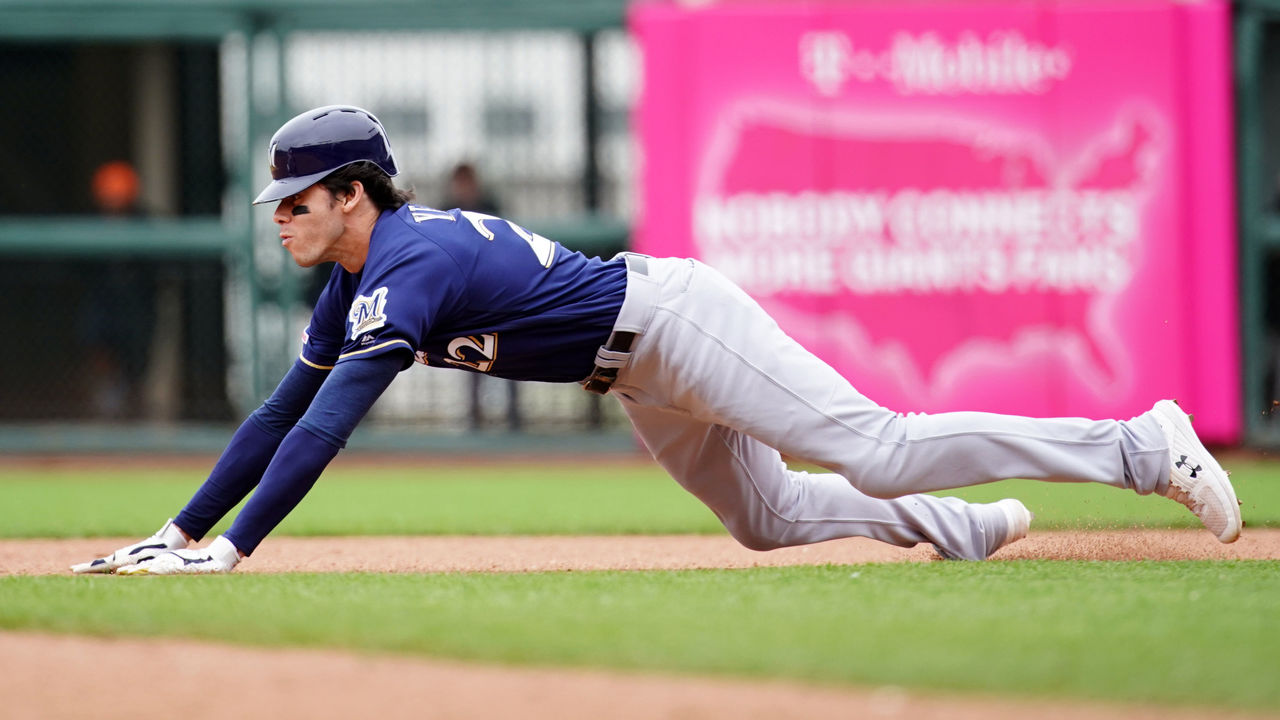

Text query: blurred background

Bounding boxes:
[1,0,1279,454]
[0,0,637,453]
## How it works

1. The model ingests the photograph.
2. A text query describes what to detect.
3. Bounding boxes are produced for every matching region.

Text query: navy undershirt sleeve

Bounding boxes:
[254,358,335,438]
[223,352,405,555]
[173,359,331,540]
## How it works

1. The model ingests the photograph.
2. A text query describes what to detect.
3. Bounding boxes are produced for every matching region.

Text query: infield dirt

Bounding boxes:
[5,629,1278,720]
[4,528,1279,575]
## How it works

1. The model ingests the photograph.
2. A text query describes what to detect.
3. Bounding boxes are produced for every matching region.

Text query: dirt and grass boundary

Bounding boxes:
[5,530,1279,720]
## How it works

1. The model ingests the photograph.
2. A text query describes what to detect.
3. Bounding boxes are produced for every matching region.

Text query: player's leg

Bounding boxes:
[614,258,1168,499]
[616,400,1029,560]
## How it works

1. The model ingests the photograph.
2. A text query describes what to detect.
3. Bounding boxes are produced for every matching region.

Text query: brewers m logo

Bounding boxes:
[348,286,390,340]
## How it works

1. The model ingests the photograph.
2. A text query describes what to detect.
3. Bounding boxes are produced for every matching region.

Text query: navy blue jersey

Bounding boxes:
[299,205,627,382]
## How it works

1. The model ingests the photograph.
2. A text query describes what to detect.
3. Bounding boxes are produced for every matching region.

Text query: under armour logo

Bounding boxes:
[1175,455,1201,478]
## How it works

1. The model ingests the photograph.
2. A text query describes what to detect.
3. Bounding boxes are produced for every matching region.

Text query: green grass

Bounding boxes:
[2,457,1278,538]
[0,464,723,538]
[3,561,1278,711]
[4,458,1279,710]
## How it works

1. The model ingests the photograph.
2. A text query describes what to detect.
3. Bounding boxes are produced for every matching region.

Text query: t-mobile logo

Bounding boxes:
[800,30,1073,97]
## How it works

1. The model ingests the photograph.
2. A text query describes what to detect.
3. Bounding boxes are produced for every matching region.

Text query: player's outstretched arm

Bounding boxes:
[70,518,190,573]
[69,359,333,575]
[169,358,333,543]
[219,352,405,557]
[119,353,404,575]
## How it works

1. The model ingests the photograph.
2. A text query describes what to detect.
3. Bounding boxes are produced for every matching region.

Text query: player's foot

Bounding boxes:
[1150,399,1241,543]
[934,498,1032,561]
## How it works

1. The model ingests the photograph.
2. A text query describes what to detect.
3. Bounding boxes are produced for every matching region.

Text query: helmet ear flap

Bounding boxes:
[254,105,398,205]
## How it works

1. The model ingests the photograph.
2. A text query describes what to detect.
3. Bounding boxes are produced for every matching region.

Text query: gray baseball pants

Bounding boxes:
[606,255,1171,560]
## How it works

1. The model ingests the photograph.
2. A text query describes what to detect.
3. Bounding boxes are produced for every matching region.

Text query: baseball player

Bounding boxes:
[72,105,1241,575]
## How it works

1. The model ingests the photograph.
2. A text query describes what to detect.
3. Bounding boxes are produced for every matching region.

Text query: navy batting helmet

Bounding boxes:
[253,105,399,205]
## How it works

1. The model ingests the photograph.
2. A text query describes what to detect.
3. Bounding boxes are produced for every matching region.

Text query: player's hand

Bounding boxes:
[117,536,241,575]
[70,518,189,574]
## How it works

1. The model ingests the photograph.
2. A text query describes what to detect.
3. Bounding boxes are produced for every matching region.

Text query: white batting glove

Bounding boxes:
[70,519,189,574]
[117,536,242,575]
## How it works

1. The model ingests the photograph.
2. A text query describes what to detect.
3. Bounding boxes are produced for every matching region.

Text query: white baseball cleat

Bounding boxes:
[935,498,1033,561]
[1150,399,1241,543]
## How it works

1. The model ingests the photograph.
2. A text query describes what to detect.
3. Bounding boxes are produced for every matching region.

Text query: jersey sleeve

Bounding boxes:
[299,267,350,370]
[338,240,463,366]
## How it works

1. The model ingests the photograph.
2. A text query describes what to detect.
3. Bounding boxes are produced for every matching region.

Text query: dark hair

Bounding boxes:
[319,161,414,212]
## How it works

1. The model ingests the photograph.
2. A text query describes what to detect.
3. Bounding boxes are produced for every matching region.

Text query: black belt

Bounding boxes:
[581,330,637,395]
[582,255,647,395]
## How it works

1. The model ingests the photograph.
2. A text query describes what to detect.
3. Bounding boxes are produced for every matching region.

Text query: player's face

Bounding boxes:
[272,184,345,268]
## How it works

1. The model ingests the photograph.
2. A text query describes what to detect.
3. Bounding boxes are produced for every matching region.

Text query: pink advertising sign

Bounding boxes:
[631,0,1240,441]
